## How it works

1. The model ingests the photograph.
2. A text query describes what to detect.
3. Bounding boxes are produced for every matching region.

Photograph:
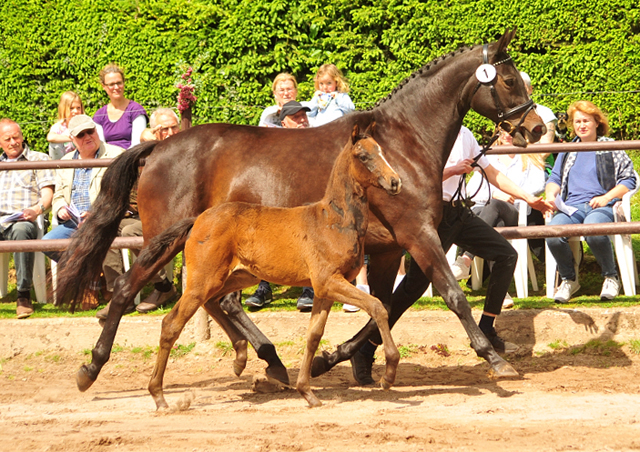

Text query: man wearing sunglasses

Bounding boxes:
[42,115,124,308]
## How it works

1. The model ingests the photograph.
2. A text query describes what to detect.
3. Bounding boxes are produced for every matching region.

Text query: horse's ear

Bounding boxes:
[352,124,360,144]
[364,121,376,137]
[496,28,516,54]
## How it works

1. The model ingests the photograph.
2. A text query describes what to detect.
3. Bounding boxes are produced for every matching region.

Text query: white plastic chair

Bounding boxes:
[545,178,639,298]
[1,215,48,303]
[471,200,538,298]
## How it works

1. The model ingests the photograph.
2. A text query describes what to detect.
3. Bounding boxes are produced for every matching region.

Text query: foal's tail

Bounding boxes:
[136,217,196,272]
[54,141,158,308]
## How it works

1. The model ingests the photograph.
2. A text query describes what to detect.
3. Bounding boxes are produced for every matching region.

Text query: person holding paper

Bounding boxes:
[0,119,55,319]
[42,114,124,308]
[545,100,636,303]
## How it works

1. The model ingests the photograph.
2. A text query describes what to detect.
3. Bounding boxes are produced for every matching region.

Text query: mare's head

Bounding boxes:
[349,124,401,195]
[469,29,546,146]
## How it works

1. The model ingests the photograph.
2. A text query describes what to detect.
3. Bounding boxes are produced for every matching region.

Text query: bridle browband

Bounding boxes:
[451,43,536,207]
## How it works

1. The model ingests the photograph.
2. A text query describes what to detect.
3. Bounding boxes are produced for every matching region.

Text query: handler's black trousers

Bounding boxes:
[368,202,518,345]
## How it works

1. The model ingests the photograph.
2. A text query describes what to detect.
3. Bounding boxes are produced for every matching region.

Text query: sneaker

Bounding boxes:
[451,256,471,281]
[502,292,514,309]
[296,287,314,312]
[96,300,137,320]
[16,297,34,319]
[244,286,273,308]
[483,327,518,354]
[600,276,620,301]
[554,279,580,304]
[350,350,375,385]
[136,286,178,313]
[344,285,367,312]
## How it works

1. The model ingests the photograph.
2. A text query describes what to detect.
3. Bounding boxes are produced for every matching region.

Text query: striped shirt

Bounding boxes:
[70,150,94,214]
[0,146,55,230]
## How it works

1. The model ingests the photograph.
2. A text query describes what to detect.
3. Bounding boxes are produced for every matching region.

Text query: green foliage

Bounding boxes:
[171,342,196,358]
[2,0,640,154]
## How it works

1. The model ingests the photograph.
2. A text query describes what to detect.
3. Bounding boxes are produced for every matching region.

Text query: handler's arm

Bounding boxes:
[485,164,553,214]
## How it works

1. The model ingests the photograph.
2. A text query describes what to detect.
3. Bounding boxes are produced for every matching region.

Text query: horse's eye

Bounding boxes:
[503,78,515,88]
[359,154,368,163]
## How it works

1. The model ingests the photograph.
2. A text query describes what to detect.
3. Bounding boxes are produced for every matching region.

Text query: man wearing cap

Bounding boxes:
[0,119,55,319]
[97,108,181,320]
[42,114,124,308]
[244,100,317,311]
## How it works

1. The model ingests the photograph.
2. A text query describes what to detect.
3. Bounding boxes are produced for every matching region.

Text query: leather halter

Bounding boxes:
[473,44,535,136]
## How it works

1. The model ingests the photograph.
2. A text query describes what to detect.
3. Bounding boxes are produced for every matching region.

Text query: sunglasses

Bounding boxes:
[76,128,96,139]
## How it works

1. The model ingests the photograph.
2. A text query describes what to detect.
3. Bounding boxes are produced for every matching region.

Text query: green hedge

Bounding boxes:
[1,0,639,153]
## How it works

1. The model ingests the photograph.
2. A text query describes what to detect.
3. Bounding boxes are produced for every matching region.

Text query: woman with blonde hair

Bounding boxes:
[47,91,84,159]
[546,100,636,303]
[93,64,147,149]
[258,73,301,127]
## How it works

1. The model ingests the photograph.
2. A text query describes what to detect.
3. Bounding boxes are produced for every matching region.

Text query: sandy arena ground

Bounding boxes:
[1,306,640,451]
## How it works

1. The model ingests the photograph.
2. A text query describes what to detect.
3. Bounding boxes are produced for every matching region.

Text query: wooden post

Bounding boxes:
[180,105,210,341]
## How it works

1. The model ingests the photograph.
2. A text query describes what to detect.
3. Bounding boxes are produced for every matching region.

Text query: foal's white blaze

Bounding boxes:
[375,142,394,173]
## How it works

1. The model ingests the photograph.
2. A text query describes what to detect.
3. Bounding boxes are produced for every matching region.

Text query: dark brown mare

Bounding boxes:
[55,30,546,392]
[143,126,401,408]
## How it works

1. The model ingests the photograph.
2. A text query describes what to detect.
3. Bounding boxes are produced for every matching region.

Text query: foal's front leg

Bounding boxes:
[296,297,333,408]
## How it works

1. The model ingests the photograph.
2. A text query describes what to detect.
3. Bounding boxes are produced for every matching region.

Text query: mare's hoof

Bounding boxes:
[266,365,290,386]
[487,360,519,379]
[311,351,332,377]
[379,377,392,391]
[76,365,97,392]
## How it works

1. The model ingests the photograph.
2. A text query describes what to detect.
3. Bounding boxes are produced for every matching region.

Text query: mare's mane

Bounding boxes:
[369,45,476,110]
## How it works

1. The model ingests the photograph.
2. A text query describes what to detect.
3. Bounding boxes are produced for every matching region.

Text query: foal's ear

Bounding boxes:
[351,124,360,144]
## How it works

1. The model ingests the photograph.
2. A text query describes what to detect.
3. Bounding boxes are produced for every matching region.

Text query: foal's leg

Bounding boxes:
[319,275,400,389]
[296,297,333,408]
[149,286,213,410]
[76,247,176,392]
[311,249,403,377]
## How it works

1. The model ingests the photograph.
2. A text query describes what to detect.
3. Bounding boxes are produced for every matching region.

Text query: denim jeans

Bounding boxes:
[1,221,37,292]
[546,202,617,280]
[42,220,78,262]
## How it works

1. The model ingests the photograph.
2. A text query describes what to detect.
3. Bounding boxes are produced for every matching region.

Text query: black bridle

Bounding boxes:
[451,44,536,206]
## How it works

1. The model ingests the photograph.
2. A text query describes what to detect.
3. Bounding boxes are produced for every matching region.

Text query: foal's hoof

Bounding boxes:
[487,360,519,379]
[233,359,247,378]
[379,377,393,391]
[266,365,290,386]
[76,365,97,392]
[311,351,332,378]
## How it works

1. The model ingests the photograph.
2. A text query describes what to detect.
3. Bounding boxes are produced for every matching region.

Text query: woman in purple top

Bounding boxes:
[93,64,148,149]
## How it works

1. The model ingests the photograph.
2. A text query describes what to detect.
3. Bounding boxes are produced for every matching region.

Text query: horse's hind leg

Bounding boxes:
[76,249,175,392]
[296,297,332,408]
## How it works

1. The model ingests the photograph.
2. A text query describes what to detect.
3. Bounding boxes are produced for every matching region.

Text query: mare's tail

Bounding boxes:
[136,217,196,271]
[54,141,158,308]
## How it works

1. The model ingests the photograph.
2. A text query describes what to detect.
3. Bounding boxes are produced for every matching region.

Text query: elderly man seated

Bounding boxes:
[42,114,124,309]
[0,119,55,319]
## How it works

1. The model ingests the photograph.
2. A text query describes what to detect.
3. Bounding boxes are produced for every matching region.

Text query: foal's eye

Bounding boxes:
[359,154,368,162]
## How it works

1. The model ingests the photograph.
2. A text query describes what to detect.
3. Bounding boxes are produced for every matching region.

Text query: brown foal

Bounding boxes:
[147,125,401,408]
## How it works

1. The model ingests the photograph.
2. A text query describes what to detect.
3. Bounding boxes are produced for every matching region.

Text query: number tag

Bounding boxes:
[475,64,497,83]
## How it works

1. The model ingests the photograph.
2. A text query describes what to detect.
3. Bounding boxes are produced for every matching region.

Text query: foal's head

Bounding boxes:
[349,124,401,195]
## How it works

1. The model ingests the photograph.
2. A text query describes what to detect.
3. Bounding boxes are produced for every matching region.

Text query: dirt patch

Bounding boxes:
[1,307,640,451]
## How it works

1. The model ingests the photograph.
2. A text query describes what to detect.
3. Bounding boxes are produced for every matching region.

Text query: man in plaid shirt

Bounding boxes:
[0,119,55,319]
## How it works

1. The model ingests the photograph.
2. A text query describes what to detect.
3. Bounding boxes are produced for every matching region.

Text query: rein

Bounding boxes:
[451,43,535,207]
